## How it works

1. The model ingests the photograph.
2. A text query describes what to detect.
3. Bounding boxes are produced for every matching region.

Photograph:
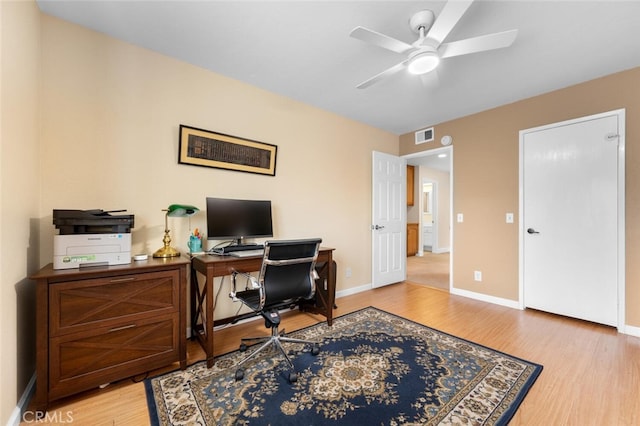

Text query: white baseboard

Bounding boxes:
[621,323,640,338]
[336,283,372,299]
[8,406,22,426]
[8,372,36,426]
[450,287,521,310]
[432,247,450,254]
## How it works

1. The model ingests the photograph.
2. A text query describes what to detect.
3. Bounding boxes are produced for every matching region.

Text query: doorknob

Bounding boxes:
[527,228,540,234]
[372,225,385,230]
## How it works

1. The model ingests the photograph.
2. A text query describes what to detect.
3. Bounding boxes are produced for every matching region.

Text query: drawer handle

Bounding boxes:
[109,324,136,333]
[109,277,136,283]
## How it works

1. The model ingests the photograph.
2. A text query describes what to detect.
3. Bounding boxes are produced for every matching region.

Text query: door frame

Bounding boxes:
[518,109,626,330]
[403,145,453,289]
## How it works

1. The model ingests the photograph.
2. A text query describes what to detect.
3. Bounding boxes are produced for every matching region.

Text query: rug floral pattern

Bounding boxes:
[146,307,542,425]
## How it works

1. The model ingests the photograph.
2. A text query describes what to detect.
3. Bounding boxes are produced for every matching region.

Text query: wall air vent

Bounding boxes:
[415,127,434,144]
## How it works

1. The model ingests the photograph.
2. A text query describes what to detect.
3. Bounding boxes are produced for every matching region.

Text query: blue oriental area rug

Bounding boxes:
[146,307,542,425]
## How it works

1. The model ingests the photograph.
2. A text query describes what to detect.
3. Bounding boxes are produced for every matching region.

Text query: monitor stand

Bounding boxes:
[231,237,260,250]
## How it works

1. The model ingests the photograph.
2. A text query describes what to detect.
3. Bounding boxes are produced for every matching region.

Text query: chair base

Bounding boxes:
[234,325,320,383]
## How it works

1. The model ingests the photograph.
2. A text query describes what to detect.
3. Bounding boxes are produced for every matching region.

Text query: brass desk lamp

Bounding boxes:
[153,204,199,258]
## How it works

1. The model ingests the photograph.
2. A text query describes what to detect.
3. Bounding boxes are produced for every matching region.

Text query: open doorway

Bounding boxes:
[404,147,452,291]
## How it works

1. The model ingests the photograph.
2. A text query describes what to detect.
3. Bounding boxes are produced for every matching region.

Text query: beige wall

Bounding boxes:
[400,67,640,327]
[39,15,398,319]
[1,1,41,424]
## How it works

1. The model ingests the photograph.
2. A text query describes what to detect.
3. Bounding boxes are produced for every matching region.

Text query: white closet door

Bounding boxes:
[522,111,623,327]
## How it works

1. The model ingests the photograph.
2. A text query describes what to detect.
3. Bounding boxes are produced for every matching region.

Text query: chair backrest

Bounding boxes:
[258,238,322,309]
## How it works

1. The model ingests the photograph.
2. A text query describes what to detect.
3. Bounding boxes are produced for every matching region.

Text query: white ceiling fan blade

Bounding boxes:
[425,0,474,46]
[350,26,414,54]
[439,29,518,58]
[356,60,408,89]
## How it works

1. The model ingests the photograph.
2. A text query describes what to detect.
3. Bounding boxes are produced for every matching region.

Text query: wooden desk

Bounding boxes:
[190,247,335,367]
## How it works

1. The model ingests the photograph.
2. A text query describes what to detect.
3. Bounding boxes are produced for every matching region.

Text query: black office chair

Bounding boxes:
[230,238,322,383]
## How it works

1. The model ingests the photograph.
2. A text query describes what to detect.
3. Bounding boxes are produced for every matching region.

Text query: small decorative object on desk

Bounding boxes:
[188,228,203,253]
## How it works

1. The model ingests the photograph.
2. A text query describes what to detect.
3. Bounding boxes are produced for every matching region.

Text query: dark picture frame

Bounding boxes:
[178,125,277,176]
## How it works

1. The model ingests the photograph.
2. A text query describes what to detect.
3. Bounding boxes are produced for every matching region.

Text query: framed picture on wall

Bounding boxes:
[178,124,277,176]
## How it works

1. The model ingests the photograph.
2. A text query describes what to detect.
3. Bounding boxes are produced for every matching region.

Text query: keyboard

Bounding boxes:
[210,244,264,256]
[228,249,264,258]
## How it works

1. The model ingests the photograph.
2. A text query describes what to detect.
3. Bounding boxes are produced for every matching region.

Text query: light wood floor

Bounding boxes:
[25,283,640,425]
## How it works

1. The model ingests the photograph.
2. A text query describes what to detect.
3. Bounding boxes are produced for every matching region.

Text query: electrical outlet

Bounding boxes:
[345,267,352,278]
[474,271,482,282]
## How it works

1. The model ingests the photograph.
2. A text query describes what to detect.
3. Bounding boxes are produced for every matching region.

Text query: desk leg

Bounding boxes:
[190,265,215,368]
[300,255,336,326]
[190,265,199,339]
[205,271,215,368]
[326,255,335,326]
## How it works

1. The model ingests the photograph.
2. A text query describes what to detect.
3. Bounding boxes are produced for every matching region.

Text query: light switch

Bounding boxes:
[457,213,464,223]
[506,213,514,223]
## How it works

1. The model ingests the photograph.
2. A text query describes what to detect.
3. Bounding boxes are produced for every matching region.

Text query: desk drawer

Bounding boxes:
[50,270,179,336]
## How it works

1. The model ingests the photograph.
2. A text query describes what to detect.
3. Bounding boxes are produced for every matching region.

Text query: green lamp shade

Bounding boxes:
[167,204,199,217]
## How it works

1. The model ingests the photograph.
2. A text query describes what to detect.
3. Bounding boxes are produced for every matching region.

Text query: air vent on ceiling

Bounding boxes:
[415,127,434,144]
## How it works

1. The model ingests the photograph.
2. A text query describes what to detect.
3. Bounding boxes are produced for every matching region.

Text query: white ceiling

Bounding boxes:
[36,0,640,135]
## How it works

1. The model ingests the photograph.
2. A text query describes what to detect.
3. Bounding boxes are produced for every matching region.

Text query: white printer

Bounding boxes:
[52,209,135,270]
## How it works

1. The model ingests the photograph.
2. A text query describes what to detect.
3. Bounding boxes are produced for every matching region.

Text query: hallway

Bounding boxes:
[406,252,449,291]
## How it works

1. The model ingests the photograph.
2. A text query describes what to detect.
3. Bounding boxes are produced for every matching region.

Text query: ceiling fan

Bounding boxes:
[350,0,518,89]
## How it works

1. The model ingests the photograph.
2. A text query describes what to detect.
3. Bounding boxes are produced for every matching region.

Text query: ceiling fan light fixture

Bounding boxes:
[407,51,440,75]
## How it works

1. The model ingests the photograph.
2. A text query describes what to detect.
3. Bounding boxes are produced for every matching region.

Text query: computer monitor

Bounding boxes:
[206,197,273,245]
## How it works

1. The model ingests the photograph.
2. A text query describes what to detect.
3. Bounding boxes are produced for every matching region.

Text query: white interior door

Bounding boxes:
[372,151,406,288]
[521,110,624,327]
[421,179,437,253]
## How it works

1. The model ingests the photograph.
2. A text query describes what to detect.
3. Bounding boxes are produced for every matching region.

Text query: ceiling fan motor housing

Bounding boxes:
[409,10,435,34]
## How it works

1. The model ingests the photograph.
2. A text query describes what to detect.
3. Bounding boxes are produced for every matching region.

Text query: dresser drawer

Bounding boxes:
[50,270,179,336]
[49,314,179,399]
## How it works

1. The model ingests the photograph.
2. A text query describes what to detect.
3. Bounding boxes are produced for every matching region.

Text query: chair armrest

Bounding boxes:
[230,270,260,301]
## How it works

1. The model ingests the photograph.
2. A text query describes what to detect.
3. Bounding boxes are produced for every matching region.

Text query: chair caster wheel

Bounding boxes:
[288,372,298,383]
[311,344,320,356]
[239,343,247,352]
[235,369,244,381]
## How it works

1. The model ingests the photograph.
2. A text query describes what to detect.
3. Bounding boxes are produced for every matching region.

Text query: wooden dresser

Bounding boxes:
[30,257,189,411]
